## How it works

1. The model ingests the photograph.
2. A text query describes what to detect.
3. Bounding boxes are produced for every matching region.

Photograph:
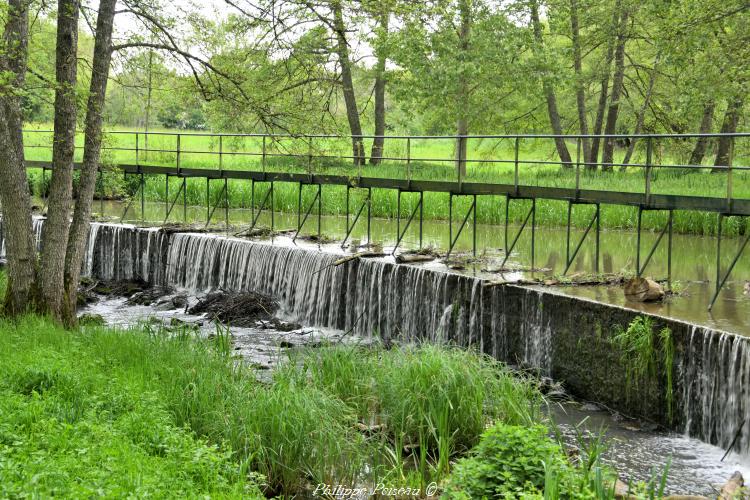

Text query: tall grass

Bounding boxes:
[279,343,544,487]
[0,313,551,496]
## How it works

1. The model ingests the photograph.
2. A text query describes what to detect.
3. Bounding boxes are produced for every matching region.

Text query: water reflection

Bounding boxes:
[92,199,750,335]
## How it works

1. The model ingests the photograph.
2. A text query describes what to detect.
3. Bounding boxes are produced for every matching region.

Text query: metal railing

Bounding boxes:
[22,130,750,201]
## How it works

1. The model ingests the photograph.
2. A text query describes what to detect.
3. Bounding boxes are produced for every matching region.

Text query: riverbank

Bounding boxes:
[1,314,634,498]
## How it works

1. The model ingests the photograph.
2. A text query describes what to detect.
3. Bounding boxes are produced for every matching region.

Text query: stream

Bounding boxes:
[81,286,750,497]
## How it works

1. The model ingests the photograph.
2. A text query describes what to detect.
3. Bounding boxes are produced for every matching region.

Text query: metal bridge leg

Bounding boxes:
[472,195,477,257]
[419,191,424,249]
[183,178,187,222]
[297,182,302,231]
[595,204,601,273]
[140,173,145,223]
[251,179,255,223]
[636,206,643,274]
[667,210,673,284]
[366,187,371,245]
[270,182,275,234]
[165,175,169,221]
[224,178,229,229]
[566,201,572,269]
[206,178,210,225]
[709,215,750,311]
[531,198,536,272]
[449,194,453,249]
[345,186,350,241]
[317,184,322,244]
[396,190,401,245]
[504,195,509,252]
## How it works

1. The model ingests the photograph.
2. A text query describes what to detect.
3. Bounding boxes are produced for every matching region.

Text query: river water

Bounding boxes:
[80,285,750,496]
[95,199,750,336]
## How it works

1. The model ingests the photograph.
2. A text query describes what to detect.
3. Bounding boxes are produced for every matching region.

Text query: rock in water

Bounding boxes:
[623,277,664,302]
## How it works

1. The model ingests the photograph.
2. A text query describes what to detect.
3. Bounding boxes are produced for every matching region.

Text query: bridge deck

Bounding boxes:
[26,160,750,216]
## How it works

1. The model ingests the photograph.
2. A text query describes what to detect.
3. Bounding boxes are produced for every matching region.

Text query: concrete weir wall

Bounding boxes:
[78,223,750,454]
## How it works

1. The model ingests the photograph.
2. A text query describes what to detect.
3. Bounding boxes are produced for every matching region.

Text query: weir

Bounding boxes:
[76,221,750,456]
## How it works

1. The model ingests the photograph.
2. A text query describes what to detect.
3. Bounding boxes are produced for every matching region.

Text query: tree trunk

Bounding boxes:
[455,0,471,177]
[369,10,388,165]
[601,7,629,172]
[39,0,80,320]
[688,101,715,166]
[588,33,615,170]
[530,0,572,168]
[621,53,660,168]
[0,0,38,315]
[570,0,591,166]
[332,1,365,166]
[712,97,743,173]
[62,0,117,326]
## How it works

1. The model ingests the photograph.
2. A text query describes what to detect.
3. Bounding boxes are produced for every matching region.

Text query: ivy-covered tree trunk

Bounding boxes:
[712,97,743,173]
[570,0,591,167]
[332,1,365,166]
[530,0,572,168]
[370,10,388,166]
[0,0,38,315]
[38,0,80,320]
[688,101,715,166]
[62,0,118,326]
[601,7,630,172]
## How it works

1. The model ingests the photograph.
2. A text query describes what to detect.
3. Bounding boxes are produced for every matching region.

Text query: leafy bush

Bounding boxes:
[443,424,564,499]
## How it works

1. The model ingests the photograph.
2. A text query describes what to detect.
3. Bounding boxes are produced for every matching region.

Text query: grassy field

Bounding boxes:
[22,124,750,236]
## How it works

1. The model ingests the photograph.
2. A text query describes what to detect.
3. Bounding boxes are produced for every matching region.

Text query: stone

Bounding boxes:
[624,277,665,302]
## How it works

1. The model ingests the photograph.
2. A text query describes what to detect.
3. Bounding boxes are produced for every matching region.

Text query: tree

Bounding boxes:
[529,0,572,168]
[0,0,37,315]
[38,0,80,317]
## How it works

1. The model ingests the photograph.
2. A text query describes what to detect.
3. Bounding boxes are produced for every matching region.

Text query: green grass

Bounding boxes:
[280,344,544,487]
[0,317,264,498]
[0,313,551,496]
[22,124,750,236]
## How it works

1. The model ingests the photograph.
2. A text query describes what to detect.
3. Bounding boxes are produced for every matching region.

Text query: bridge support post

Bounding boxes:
[342,186,371,249]
[140,173,144,223]
[709,215,750,311]
[163,176,186,224]
[242,180,274,235]
[293,183,322,243]
[500,196,536,271]
[635,207,674,282]
[446,193,477,260]
[563,202,601,275]
[392,190,424,255]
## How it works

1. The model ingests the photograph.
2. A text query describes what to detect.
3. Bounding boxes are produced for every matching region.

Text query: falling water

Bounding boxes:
[0,217,44,258]
[681,325,750,452]
[3,221,749,455]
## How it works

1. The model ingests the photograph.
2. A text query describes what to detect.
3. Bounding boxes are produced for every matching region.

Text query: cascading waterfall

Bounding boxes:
[681,325,750,452]
[0,217,44,258]
[3,220,749,455]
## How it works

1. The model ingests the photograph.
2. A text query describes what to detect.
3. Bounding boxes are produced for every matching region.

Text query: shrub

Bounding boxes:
[443,424,564,499]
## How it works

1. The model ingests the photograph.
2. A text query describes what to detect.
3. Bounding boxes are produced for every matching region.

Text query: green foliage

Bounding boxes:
[612,316,675,422]
[443,424,564,498]
[275,343,543,488]
[0,317,263,498]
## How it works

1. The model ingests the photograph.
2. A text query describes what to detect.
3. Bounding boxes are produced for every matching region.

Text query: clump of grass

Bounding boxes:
[280,343,544,486]
[612,316,675,423]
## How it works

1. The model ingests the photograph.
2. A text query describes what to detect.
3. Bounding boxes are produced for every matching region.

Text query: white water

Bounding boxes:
[3,220,750,457]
